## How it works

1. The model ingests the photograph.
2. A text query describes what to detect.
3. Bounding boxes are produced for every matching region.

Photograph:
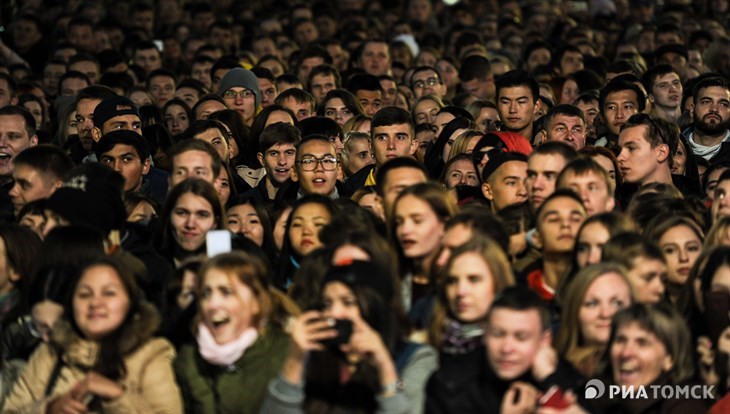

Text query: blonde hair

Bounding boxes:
[447,129,483,161]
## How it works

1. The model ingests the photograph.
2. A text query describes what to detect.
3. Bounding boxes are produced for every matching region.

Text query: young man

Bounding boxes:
[274,88,316,121]
[597,79,645,146]
[683,77,730,165]
[245,122,301,202]
[94,130,152,195]
[147,69,177,108]
[374,156,428,219]
[175,79,207,109]
[347,73,383,116]
[0,106,39,216]
[557,157,616,217]
[617,113,674,187]
[68,53,100,85]
[526,141,577,213]
[481,151,529,213]
[91,95,143,140]
[9,145,72,216]
[426,286,585,412]
[307,64,340,104]
[290,136,340,198]
[167,139,223,190]
[0,73,18,109]
[496,70,541,141]
[219,67,261,127]
[458,55,495,101]
[357,40,391,76]
[410,66,447,100]
[183,119,231,162]
[251,67,278,108]
[297,46,332,84]
[133,41,163,75]
[540,104,586,150]
[641,64,683,123]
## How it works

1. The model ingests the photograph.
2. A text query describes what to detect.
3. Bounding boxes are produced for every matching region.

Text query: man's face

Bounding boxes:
[101,115,142,136]
[258,77,277,108]
[380,79,397,106]
[194,128,229,161]
[536,195,586,254]
[43,63,66,95]
[526,153,568,212]
[411,69,446,99]
[0,115,38,182]
[545,114,586,149]
[298,57,325,84]
[461,77,494,101]
[13,19,42,50]
[558,170,615,216]
[711,179,730,223]
[209,27,235,52]
[359,42,391,76]
[371,123,416,166]
[191,61,213,89]
[381,166,427,218]
[526,48,551,73]
[69,60,99,85]
[170,150,215,188]
[280,97,314,121]
[76,98,101,151]
[149,75,175,108]
[175,87,200,109]
[356,89,383,116]
[559,50,584,75]
[0,79,17,109]
[693,86,730,136]
[59,77,89,97]
[252,38,278,59]
[309,73,336,104]
[497,86,537,133]
[486,308,550,380]
[657,52,687,79]
[617,125,665,185]
[195,99,227,120]
[475,107,501,133]
[99,144,150,192]
[651,72,682,109]
[258,143,296,186]
[222,87,256,125]
[603,89,640,136]
[9,164,55,214]
[68,24,94,52]
[344,139,374,176]
[134,48,162,74]
[291,140,338,196]
[482,160,528,211]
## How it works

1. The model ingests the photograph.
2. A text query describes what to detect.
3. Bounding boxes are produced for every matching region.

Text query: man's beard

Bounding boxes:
[694,112,730,135]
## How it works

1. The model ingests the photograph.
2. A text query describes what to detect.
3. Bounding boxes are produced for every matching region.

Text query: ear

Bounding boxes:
[256,152,264,167]
[648,93,656,103]
[91,127,102,143]
[533,99,542,116]
[408,139,417,155]
[605,197,616,212]
[533,228,544,250]
[8,268,21,283]
[10,96,18,106]
[656,143,670,164]
[662,355,674,372]
[141,157,151,175]
[481,181,493,201]
[541,329,552,346]
[538,130,548,144]
[30,134,38,147]
[290,166,299,182]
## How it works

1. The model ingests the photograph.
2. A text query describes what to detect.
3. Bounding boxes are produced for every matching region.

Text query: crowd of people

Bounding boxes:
[0,0,729,412]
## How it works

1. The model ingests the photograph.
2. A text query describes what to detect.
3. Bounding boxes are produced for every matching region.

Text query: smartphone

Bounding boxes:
[318,318,353,348]
[539,386,571,409]
[206,230,232,258]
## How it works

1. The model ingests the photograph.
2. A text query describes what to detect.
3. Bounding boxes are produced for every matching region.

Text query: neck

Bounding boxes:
[694,128,727,147]
[653,106,681,123]
[667,283,682,305]
[414,249,439,282]
[641,166,674,187]
[508,124,532,140]
[265,177,281,198]
[542,252,571,290]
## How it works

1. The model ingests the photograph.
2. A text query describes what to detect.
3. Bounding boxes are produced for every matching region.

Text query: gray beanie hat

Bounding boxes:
[219,68,261,109]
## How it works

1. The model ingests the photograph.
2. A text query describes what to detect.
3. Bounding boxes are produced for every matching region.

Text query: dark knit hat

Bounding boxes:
[45,172,127,235]
[219,68,261,109]
[92,95,139,128]
[322,260,394,303]
[481,151,528,182]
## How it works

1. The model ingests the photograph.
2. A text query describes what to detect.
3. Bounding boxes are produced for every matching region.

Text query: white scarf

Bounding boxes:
[197,323,259,366]
[687,131,730,160]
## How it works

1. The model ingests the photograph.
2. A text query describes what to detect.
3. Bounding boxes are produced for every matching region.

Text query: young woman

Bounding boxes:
[645,214,704,305]
[391,183,458,309]
[162,98,192,137]
[555,263,634,377]
[602,232,669,305]
[446,129,483,160]
[412,94,444,126]
[226,195,276,263]
[153,179,226,266]
[317,89,364,127]
[3,257,182,413]
[174,251,299,413]
[262,260,437,413]
[429,237,515,354]
[572,212,635,269]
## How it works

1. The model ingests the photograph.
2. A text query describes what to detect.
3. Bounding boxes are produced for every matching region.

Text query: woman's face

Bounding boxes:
[658,224,702,286]
[560,79,580,105]
[273,207,291,252]
[177,269,196,309]
[575,222,610,268]
[288,202,331,256]
[164,104,190,136]
[23,101,43,130]
[200,268,260,345]
[442,127,467,161]
[323,98,353,126]
[216,169,231,206]
[591,154,617,186]
[434,112,455,139]
[357,193,385,221]
[671,140,687,175]
[610,322,673,389]
[171,192,217,252]
[73,264,131,341]
[227,203,264,246]
[66,110,78,137]
[579,273,632,346]
[414,99,440,125]
[444,159,479,189]
[435,60,459,90]
[395,194,445,259]
[627,256,667,304]
[129,90,153,107]
[446,251,495,323]
[322,281,361,321]
[345,138,375,176]
[31,300,64,343]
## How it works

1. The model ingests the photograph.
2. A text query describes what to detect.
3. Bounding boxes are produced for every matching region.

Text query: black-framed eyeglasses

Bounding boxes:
[223,89,255,99]
[297,155,338,171]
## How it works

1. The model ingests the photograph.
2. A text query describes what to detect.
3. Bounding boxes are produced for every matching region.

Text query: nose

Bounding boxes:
[457,279,469,296]
[9,183,19,197]
[387,137,396,150]
[509,102,518,114]
[113,159,123,172]
[599,302,614,319]
[185,214,196,229]
[517,181,527,197]
[588,246,601,265]
[435,247,450,268]
[235,94,244,104]
[616,107,625,120]
[678,248,689,262]
[499,337,515,354]
[617,149,627,162]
